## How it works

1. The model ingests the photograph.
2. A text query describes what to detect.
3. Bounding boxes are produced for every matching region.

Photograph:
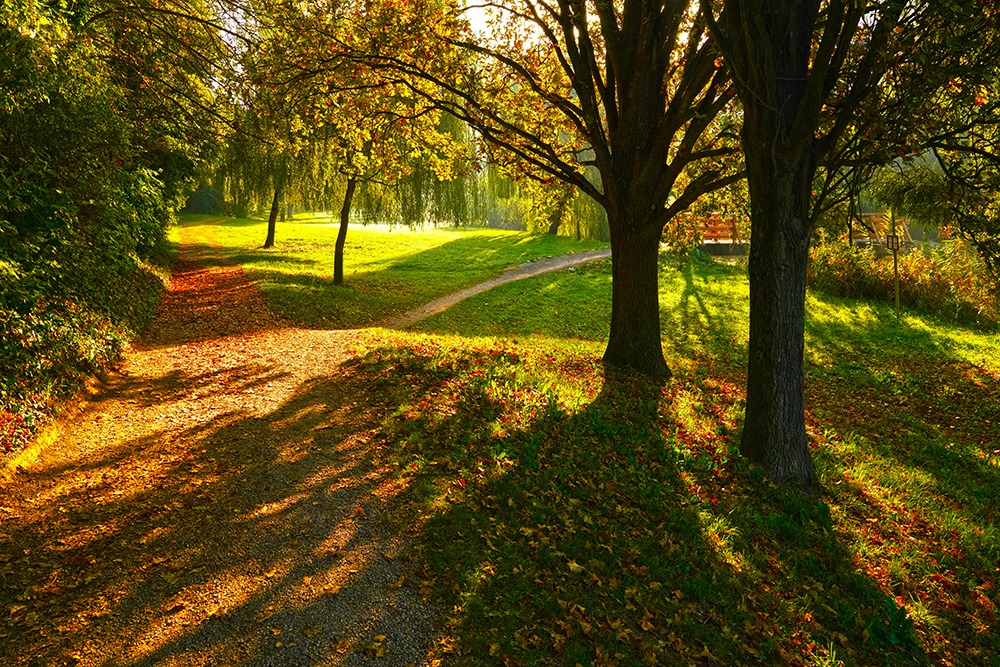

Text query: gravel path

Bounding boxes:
[0,238,607,666]
[381,248,611,329]
[0,237,439,667]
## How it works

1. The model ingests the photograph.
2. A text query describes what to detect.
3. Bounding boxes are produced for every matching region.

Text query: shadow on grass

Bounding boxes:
[334,342,930,665]
[178,215,265,229]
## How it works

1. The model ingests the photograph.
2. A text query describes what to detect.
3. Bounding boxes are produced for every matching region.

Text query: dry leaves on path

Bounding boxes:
[0,232,440,667]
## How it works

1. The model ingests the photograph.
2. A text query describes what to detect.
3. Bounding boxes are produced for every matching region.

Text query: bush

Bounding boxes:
[184,184,227,215]
[808,238,999,327]
[0,301,130,451]
[0,8,178,454]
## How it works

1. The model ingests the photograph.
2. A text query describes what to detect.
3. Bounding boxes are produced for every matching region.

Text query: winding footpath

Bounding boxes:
[0,235,609,667]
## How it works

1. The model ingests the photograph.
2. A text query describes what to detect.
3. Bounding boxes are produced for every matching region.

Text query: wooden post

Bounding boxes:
[891,209,900,319]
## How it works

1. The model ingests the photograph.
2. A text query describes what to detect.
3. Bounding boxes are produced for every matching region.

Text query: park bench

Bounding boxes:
[852,212,913,248]
[698,213,742,243]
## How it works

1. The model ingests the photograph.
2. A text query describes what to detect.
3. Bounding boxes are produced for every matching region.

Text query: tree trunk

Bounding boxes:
[547,214,561,235]
[263,185,280,249]
[334,177,358,286]
[603,216,669,378]
[739,156,817,487]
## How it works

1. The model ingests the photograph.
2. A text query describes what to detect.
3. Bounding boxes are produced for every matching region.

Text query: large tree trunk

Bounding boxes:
[739,147,817,487]
[334,177,358,286]
[603,215,669,378]
[263,185,280,249]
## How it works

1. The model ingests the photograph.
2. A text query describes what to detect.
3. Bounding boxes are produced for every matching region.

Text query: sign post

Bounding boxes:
[887,211,901,319]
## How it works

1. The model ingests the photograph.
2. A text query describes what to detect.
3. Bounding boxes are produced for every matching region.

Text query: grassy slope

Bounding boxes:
[207,214,998,666]
[178,213,606,328]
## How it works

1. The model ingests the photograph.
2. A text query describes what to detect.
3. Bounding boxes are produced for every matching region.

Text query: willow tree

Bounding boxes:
[254,2,471,283]
[302,0,742,376]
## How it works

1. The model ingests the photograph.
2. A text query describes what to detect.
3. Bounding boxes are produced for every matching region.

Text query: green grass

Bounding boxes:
[203,214,999,666]
[177,213,606,328]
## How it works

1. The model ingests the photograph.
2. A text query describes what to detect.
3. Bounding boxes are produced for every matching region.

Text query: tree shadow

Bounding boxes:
[0,353,442,666]
[660,261,749,369]
[328,343,929,665]
[178,215,263,229]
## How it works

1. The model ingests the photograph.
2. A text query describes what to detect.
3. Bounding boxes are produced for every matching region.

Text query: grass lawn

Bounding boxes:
[205,213,999,666]
[176,213,606,328]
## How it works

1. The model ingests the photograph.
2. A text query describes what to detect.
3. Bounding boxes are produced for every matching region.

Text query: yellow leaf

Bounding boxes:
[567,560,585,574]
[374,634,386,642]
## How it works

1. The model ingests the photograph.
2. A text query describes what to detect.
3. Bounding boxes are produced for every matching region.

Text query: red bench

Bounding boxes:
[698,214,741,243]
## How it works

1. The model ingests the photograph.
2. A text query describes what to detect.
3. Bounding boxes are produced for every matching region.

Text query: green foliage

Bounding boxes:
[869,163,952,229]
[480,165,610,241]
[0,2,190,452]
[808,239,999,328]
[0,301,128,452]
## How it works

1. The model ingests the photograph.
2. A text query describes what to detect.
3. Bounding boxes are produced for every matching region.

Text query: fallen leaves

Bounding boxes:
[360,634,389,657]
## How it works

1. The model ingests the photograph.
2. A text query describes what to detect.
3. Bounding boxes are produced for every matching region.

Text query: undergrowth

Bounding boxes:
[0,231,176,453]
[808,239,999,328]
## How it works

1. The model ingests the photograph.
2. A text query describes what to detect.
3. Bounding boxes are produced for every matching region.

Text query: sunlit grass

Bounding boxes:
[178,213,606,328]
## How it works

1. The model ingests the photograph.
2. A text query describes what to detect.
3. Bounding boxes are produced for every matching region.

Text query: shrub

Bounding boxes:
[0,9,178,453]
[808,238,999,327]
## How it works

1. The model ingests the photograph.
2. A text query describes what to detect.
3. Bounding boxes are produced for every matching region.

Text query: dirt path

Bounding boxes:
[382,248,611,329]
[0,238,605,666]
[0,237,437,667]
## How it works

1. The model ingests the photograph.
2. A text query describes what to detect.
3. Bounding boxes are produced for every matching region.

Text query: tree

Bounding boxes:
[1,0,217,309]
[918,58,1000,279]
[700,0,994,485]
[251,2,472,284]
[309,0,743,376]
[701,0,906,485]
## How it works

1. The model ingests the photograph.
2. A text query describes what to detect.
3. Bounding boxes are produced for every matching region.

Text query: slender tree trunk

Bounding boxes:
[740,154,817,487]
[847,192,855,248]
[263,185,280,249]
[603,214,669,378]
[334,177,358,286]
